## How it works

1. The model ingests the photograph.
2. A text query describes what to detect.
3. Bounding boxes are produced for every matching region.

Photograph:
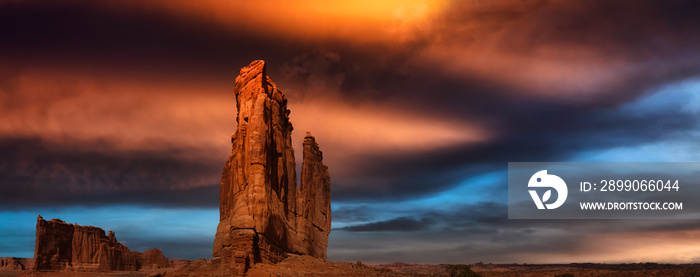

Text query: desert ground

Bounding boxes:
[5,255,700,277]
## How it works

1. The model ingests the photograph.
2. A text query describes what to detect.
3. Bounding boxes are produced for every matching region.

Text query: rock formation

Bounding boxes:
[33,215,169,271]
[213,60,331,274]
[0,257,31,270]
[135,249,170,269]
[296,132,332,258]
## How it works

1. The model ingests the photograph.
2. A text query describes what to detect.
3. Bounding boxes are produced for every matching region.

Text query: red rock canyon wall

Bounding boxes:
[33,216,169,271]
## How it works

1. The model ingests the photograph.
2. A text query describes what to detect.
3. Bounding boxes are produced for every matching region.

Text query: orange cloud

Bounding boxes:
[416,44,634,98]
[289,99,489,176]
[0,68,235,160]
[290,100,486,152]
[110,0,447,43]
[30,0,660,102]
[0,65,487,179]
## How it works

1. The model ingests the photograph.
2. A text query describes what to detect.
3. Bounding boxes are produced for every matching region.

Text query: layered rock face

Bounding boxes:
[213,60,331,273]
[33,216,169,271]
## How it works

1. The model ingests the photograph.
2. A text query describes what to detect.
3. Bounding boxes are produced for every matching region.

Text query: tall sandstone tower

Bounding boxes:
[213,60,331,274]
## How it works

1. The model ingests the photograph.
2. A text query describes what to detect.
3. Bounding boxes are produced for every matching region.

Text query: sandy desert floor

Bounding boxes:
[378,262,700,276]
[5,268,179,277]
[6,258,700,276]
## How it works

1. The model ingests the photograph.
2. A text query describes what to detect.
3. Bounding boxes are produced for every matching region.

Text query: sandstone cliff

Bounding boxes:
[213,60,331,274]
[33,215,169,271]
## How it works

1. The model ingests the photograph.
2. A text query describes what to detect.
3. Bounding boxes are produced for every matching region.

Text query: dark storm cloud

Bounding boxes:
[336,217,433,232]
[2,0,700,102]
[330,103,700,201]
[4,0,696,106]
[343,201,700,238]
[273,0,700,202]
[3,0,700,263]
[330,202,600,263]
[331,201,700,263]
[0,136,220,209]
[2,0,700,207]
[0,0,304,83]
[331,205,374,223]
[279,0,700,107]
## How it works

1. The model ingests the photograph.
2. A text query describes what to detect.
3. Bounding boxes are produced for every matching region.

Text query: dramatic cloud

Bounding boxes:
[2,0,700,263]
[336,217,432,232]
[0,136,221,209]
[331,202,700,264]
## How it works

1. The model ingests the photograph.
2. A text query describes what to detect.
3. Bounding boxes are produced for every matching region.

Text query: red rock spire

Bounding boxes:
[213,60,331,274]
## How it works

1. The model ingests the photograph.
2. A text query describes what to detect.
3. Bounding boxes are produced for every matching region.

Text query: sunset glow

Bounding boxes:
[2,0,700,267]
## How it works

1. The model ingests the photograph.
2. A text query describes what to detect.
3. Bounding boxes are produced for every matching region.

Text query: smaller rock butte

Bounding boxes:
[0,257,31,270]
[33,215,169,271]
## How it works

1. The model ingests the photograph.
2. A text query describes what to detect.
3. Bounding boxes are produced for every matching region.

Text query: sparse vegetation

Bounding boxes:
[445,264,482,277]
[683,266,700,277]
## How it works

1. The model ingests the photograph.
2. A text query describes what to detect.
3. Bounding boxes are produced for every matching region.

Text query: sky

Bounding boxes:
[2,0,700,264]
